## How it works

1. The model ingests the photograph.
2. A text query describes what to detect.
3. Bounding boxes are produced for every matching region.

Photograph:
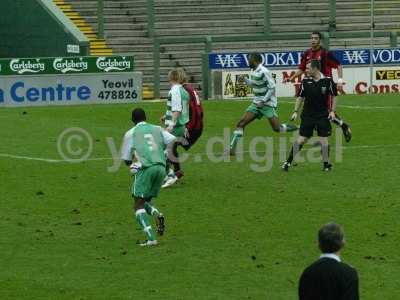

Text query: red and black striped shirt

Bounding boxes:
[299,47,340,77]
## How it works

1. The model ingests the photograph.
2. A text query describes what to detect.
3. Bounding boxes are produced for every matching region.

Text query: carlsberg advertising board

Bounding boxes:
[0,55,142,107]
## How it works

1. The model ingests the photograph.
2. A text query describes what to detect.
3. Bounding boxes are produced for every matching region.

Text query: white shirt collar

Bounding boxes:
[312,72,325,82]
[255,64,263,72]
[320,253,341,262]
[135,121,146,126]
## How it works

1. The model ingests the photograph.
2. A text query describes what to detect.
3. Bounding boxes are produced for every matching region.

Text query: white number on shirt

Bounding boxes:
[144,134,157,151]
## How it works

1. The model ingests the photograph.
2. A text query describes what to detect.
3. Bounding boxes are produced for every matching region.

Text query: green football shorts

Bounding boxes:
[132,164,166,199]
[172,125,186,137]
[246,103,278,119]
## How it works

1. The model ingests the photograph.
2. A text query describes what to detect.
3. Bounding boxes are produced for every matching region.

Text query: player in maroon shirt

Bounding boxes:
[284,31,352,142]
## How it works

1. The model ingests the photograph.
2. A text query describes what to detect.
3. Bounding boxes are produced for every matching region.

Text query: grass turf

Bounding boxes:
[0,94,399,299]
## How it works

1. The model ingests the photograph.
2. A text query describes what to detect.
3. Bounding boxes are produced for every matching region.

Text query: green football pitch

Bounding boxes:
[1,94,399,300]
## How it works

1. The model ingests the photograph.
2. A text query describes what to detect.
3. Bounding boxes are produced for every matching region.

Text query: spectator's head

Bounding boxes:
[131,108,146,124]
[306,59,321,77]
[318,223,345,254]
[248,52,263,70]
[311,31,322,49]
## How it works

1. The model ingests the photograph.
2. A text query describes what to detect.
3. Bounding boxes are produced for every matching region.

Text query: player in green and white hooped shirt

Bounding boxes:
[229,53,298,155]
[161,69,190,188]
[121,108,176,247]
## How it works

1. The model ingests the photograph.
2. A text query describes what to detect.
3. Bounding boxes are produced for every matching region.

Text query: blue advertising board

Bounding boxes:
[209,48,400,69]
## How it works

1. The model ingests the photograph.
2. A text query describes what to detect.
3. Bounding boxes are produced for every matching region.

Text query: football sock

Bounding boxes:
[321,144,330,163]
[165,161,172,174]
[230,128,243,151]
[135,209,156,241]
[144,202,161,218]
[280,123,298,133]
[287,142,304,163]
[167,167,175,177]
[172,142,181,173]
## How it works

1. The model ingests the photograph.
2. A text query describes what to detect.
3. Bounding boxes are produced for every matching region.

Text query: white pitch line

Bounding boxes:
[341,143,400,149]
[0,153,112,163]
[222,99,400,110]
[277,100,400,110]
[143,99,400,110]
[336,105,400,110]
[0,144,399,164]
[212,143,400,155]
[0,153,61,163]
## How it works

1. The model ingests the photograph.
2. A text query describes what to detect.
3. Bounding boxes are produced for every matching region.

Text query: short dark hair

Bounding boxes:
[311,31,322,39]
[132,108,146,124]
[309,59,321,71]
[249,52,263,64]
[318,223,345,253]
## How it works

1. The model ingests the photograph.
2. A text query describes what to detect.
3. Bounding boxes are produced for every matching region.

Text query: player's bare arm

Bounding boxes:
[239,74,254,86]
[160,114,166,124]
[291,97,304,121]
[171,111,181,120]
[329,96,337,120]
[167,111,181,132]
[336,65,344,89]
[337,65,344,81]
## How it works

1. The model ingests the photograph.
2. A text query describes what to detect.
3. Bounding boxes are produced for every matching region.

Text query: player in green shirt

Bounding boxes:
[161,68,190,188]
[121,108,176,247]
[229,53,298,155]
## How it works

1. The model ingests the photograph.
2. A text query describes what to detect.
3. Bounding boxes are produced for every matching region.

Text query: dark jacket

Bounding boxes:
[299,257,359,300]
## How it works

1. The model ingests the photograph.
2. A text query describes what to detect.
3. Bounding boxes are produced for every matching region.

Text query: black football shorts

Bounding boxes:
[182,128,203,150]
[300,116,332,138]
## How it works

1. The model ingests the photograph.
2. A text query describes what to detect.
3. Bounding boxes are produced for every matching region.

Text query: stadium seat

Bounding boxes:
[60,0,400,98]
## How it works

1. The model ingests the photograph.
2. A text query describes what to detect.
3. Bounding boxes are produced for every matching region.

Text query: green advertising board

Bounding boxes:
[0,55,135,76]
